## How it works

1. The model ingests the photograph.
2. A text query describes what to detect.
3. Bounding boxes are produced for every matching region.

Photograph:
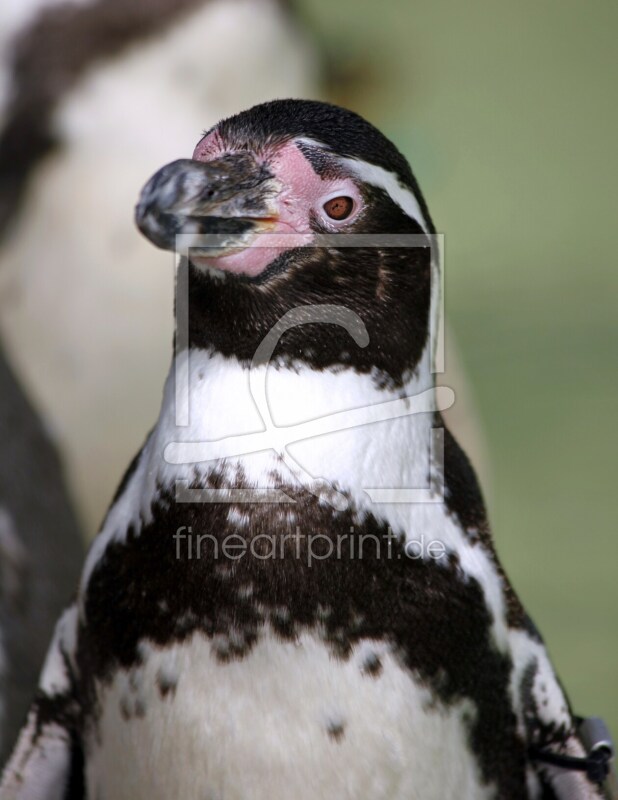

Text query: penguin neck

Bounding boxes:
[156,343,437,502]
[179,257,432,390]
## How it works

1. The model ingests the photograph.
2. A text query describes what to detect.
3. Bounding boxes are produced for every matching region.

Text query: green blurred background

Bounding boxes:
[301,0,618,731]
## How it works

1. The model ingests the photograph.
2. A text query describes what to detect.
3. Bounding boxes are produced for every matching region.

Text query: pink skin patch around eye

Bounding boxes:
[190,133,362,277]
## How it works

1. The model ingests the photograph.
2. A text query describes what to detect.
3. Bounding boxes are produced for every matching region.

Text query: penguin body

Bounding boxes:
[0,100,601,799]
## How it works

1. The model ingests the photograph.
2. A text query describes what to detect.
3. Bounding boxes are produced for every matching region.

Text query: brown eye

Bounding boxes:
[323,196,354,221]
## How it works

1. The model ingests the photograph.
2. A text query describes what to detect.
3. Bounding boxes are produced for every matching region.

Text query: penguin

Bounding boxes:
[0,0,317,531]
[0,99,607,799]
[0,340,83,764]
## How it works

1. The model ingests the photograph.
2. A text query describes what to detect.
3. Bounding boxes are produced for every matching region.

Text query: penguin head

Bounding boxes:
[136,99,436,386]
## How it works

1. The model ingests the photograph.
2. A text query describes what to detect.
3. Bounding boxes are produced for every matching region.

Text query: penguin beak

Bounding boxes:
[135,153,279,256]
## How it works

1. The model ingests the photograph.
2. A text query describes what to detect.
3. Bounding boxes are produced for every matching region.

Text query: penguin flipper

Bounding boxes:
[0,606,83,799]
[0,709,82,800]
[510,622,605,799]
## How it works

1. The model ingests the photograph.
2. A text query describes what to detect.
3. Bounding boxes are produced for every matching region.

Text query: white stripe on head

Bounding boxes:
[295,137,430,233]
[338,158,430,235]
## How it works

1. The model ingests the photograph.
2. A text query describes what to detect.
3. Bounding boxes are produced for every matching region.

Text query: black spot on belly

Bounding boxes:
[118,694,146,721]
[361,652,382,677]
[326,720,346,742]
[119,696,131,721]
[156,669,178,699]
[80,476,529,798]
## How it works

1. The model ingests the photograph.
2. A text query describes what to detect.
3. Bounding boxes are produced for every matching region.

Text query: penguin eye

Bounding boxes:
[323,196,354,221]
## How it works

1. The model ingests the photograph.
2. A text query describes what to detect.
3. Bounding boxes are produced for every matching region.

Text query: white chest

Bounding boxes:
[87,630,493,800]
